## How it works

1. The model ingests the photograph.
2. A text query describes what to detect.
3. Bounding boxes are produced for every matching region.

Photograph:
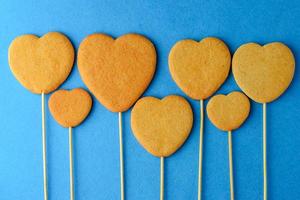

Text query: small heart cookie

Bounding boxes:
[232,42,295,103]
[9,32,75,94]
[207,92,250,131]
[78,33,156,112]
[131,95,193,157]
[169,37,231,100]
[48,88,92,128]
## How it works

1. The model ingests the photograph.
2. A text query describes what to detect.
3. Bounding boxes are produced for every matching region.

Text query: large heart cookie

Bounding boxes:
[77,33,156,112]
[9,32,75,94]
[48,88,92,128]
[131,95,193,157]
[207,92,250,131]
[232,42,295,103]
[169,37,231,100]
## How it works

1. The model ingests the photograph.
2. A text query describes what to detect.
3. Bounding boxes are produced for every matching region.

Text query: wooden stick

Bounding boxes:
[263,103,267,200]
[41,92,48,200]
[160,157,164,200]
[228,131,234,200]
[198,100,204,200]
[69,127,74,200]
[119,112,124,200]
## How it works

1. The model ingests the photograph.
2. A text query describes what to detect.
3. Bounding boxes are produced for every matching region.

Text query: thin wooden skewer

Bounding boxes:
[160,157,164,200]
[119,112,124,200]
[41,92,48,200]
[198,99,204,200]
[69,127,74,200]
[228,131,234,200]
[263,103,267,200]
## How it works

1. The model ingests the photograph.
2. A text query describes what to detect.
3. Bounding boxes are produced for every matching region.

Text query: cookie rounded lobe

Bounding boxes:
[78,33,157,112]
[207,92,250,131]
[232,42,295,103]
[9,32,75,94]
[169,37,231,100]
[49,88,92,128]
[131,95,193,157]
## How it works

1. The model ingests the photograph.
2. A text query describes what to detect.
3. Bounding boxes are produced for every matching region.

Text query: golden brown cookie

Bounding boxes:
[131,95,193,157]
[48,88,92,128]
[207,92,250,131]
[169,37,231,100]
[9,32,75,94]
[77,33,156,112]
[232,42,295,103]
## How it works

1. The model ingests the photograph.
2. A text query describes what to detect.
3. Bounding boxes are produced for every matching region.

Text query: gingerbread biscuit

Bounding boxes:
[232,42,295,103]
[9,32,75,94]
[131,95,193,157]
[169,37,231,100]
[77,33,156,112]
[48,88,92,128]
[207,92,250,131]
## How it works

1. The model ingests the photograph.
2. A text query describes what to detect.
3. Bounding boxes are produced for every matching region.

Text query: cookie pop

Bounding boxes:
[8,32,75,200]
[207,91,251,200]
[49,88,92,200]
[131,95,193,200]
[168,37,231,200]
[232,42,295,200]
[77,33,157,200]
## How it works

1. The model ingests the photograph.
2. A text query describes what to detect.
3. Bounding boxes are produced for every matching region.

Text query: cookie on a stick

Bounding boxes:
[8,32,75,200]
[131,95,193,200]
[207,91,250,200]
[49,88,92,200]
[169,37,231,200]
[77,33,157,200]
[232,42,295,200]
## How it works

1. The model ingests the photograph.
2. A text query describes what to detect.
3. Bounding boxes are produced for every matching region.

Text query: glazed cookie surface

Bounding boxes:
[169,37,231,100]
[77,33,156,112]
[207,92,250,131]
[49,88,92,128]
[9,32,74,94]
[232,42,295,103]
[131,95,193,157]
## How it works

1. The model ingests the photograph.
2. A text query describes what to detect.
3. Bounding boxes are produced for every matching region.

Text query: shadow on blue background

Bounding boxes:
[0,1,299,199]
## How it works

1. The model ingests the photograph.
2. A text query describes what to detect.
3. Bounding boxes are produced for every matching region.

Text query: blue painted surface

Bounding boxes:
[0,1,299,199]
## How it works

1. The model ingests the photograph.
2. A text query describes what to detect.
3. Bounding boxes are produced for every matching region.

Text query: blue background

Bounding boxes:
[0,0,299,199]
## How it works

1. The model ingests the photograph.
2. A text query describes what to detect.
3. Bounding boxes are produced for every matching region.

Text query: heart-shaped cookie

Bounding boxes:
[9,32,75,94]
[48,88,92,128]
[77,33,156,112]
[131,95,193,157]
[232,42,295,103]
[169,37,231,100]
[207,92,250,131]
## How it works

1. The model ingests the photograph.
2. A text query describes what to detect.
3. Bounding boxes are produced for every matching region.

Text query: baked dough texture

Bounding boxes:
[77,33,156,112]
[48,88,92,128]
[9,32,75,94]
[232,42,295,103]
[169,37,231,100]
[207,91,250,131]
[131,95,193,157]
